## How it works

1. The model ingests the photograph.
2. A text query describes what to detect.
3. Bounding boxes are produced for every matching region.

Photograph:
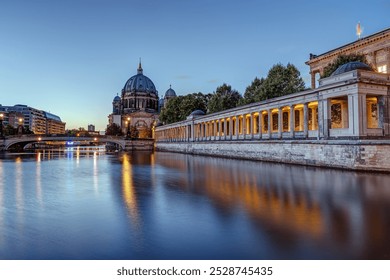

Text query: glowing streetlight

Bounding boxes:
[18,117,23,135]
[0,113,4,137]
[126,117,131,138]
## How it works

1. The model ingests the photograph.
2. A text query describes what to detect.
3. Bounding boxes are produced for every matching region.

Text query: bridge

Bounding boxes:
[0,135,154,151]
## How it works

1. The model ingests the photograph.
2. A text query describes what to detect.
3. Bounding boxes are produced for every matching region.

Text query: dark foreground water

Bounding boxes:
[1,147,390,260]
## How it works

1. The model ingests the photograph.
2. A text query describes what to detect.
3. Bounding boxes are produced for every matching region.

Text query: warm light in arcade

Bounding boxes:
[19,118,23,123]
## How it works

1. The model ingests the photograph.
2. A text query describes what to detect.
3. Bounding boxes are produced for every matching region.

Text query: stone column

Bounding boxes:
[221,119,225,140]
[290,105,295,138]
[235,115,239,140]
[229,117,233,140]
[258,112,262,139]
[250,113,254,139]
[303,103,308,138]
[378,95,385,130]
[383,95,390,136]
[323,99,331,139]
[311,71,316,89]
[347,95,355,136]
[267,109,272,139]
[213,121,217,139]
[278,108,283,139]
[190,123,194,142]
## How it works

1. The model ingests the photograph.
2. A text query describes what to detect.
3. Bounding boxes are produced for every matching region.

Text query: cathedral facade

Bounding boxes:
[108,61,176,138]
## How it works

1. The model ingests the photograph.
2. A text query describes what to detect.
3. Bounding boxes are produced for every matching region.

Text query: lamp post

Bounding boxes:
[126,117,131,138]
[18,118,23,135]
[0,113,3,138]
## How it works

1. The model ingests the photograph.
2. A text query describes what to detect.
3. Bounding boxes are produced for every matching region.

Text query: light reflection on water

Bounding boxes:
[0,148,390,259]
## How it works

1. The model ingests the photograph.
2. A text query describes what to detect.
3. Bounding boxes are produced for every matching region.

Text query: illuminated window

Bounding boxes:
[377,65,387,73]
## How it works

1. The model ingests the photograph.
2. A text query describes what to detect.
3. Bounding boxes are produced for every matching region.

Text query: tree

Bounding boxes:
[105,123,123,136]
[258,63,305,101]
[239,77,265,105]
[159,92,208,124]
[322,54,367,78]
[207,83,242,114]
[23,125,34,135]
[3,124,16,136]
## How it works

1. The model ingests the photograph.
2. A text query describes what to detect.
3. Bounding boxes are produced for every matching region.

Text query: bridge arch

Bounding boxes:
[4,136,126,151]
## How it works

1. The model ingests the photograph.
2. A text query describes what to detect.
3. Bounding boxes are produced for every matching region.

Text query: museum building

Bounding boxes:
[307,27,390,88]
[155,27,390,142]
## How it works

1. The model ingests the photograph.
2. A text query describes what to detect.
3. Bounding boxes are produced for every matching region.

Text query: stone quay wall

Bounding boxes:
[155,140,390,172]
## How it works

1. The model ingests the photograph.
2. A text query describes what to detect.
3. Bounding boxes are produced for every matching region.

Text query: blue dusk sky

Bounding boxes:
[0,0,388,130]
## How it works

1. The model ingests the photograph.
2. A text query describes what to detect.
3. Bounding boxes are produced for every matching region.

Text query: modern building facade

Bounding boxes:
[306,27,390,88]
[0,104,66,134]
[44,112,66,134]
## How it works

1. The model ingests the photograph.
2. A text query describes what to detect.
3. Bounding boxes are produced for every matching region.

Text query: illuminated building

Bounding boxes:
[0,104,65,134]
[306,27,390,88]
[156,61,390,141]
[108,61,162,138]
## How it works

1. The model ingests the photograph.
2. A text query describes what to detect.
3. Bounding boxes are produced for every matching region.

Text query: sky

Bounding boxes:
[0,0,389,130]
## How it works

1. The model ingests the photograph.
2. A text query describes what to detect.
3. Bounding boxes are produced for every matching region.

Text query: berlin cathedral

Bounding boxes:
[108,60,176,138]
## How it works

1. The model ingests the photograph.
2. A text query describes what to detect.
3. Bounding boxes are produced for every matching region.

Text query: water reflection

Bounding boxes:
[121,153,139,225]
[154,152,390,259]
[1,149,390,259]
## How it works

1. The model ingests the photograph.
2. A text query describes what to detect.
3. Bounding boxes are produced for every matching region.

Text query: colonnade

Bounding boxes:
[156,101,320,142]
[156,94,386,143]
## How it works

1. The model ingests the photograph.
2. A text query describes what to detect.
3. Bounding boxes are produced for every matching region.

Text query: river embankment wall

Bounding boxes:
[155,140,390,172]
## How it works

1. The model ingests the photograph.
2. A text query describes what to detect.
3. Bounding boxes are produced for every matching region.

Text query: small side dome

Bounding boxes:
[331,61,373,76]
[189,109,205,116]
[113,95,121,102]
[164,85,177,98]
[159,98,164,106]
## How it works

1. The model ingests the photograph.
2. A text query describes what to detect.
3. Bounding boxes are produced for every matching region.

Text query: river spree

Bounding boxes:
[1,147,390,259]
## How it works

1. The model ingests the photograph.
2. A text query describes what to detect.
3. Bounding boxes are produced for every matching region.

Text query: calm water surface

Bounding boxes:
[1,147,390,259]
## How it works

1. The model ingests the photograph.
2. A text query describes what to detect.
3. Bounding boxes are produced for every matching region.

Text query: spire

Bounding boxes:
[137,57,143,74]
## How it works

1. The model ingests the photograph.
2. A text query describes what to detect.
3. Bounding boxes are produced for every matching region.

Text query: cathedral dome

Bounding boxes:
[331,61,373,76]
[164,86,177,98]
[123,62,157,94]
[113,95,121,102]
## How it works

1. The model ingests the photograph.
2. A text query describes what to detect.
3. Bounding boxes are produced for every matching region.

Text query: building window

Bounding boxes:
[377,65,387,73]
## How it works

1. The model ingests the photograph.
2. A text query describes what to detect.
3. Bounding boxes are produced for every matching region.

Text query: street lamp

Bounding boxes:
[126,117,131,138]
[18,118,23,135]
[0,113,4,138]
